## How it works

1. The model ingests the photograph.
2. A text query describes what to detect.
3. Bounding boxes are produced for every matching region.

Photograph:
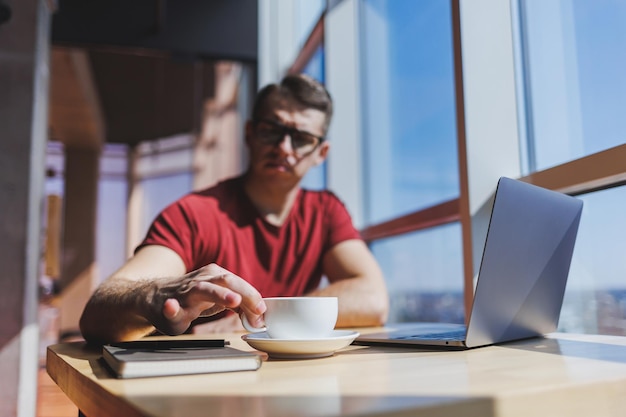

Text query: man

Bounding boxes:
[79,74,389,344]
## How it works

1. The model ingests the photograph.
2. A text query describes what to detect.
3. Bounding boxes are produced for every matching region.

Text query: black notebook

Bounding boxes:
[102,339,262,379]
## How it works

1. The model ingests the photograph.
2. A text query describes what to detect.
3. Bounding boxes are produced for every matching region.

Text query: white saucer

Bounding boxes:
[241,330,360,359]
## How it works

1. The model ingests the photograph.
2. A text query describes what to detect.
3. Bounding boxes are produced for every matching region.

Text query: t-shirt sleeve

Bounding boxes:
[135,200,195,271]
[324,192,362,248]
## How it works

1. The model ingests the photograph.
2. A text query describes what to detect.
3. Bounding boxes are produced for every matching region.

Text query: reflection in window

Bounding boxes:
[360,0,459,225]
[372,223,464,324]
[521,0,626,171]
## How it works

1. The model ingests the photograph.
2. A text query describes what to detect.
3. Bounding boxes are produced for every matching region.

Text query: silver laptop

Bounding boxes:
[354,177,583,350]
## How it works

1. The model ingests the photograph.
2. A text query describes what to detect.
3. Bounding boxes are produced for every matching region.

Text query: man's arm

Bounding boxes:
[309,239,389,327]
[79,245,266,344]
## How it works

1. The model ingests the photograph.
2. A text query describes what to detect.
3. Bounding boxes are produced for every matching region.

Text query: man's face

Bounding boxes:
[245,92,329,184]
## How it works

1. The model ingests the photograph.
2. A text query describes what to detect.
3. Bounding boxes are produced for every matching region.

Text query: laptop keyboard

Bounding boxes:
[393,329,467,341]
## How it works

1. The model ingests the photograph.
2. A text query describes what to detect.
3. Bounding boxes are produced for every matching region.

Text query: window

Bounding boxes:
[283,0,626,335]
[295,0,326,49]
[138,173,192,239]
[520,0,626,172]
[97,144,129,283]
[371,224,464,323]
[45,142,132,285]
[361,0,459,223]
[300,44,327,191]
[360,0,461,323]
[288,3,328,192]
[519,0,626,335]
[133,135,194,244]
[559,187,626,335]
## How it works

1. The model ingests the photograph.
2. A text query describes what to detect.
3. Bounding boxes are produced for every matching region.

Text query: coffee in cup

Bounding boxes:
[241,296,338,339]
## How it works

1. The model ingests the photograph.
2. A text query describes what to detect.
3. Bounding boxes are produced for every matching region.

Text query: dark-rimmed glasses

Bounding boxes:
[253,119,324,157]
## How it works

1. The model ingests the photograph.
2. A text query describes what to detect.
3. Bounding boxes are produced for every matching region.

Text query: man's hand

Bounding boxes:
[80,246,267,344]
[146,264,266,336]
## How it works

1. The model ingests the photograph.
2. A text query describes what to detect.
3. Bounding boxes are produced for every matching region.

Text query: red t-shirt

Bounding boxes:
[137,176,361,296]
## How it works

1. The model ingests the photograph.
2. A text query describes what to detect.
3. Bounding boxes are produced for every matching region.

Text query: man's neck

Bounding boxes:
[243,175,300,226]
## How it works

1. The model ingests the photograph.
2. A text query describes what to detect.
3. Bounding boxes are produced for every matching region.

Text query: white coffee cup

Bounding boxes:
[241,296,338,339]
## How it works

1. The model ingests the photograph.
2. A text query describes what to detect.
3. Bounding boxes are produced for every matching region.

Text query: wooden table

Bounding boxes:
[46,330,626,417]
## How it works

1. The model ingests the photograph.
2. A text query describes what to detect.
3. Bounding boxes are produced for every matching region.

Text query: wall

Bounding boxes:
[0,0,52,415]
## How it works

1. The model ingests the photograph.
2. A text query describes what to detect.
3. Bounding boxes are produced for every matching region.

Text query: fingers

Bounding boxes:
[162,298,181,320]
[155,298,193,335]
[160,264,266,333]
[196,267,266,329]
[191,273,266,328]
[194,264,266,315]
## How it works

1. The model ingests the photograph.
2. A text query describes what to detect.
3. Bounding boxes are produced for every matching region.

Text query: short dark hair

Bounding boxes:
[252,74,333,133]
